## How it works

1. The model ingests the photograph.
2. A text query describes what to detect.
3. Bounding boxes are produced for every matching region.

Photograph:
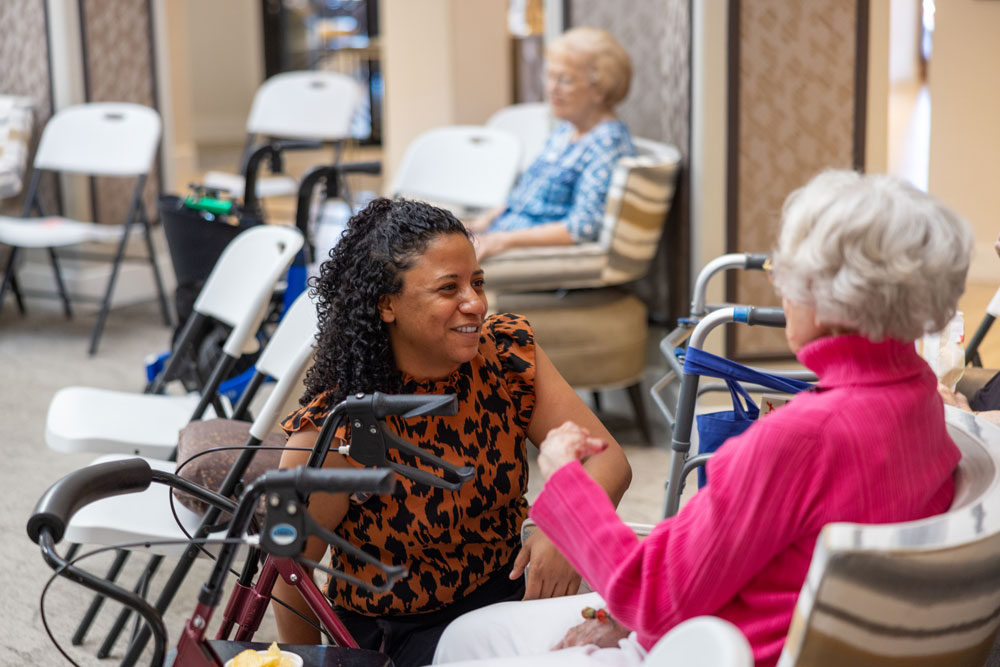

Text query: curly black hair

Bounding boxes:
[301,197,471,405]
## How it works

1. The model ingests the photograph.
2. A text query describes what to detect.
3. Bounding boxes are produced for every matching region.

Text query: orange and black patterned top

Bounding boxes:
[281,313,536,616]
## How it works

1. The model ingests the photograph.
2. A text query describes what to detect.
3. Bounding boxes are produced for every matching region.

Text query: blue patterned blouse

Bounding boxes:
[488,119,635,243]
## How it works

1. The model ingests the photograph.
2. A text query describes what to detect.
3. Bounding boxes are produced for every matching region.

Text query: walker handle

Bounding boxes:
[744,253,770,270]
[27,458,152,544]
[746,306,786,327]
[369,392,459,419]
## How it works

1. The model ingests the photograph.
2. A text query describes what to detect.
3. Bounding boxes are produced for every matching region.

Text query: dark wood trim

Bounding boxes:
[562,0,572,30]
[41,0,63,214]
[667,0,694,326]
[261,0,283,79]
[853,0,870,171]
[724,0,741,357]
[77,0,98,223]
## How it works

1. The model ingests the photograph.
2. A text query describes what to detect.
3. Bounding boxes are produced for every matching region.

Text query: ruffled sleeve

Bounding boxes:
[281,389,335,434]
[485,313,537,431]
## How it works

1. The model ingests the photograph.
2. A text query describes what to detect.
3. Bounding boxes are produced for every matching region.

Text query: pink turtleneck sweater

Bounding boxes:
[530,335,960,667]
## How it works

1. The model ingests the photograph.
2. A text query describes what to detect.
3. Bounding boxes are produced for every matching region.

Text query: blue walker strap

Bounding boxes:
[682,346,813,394]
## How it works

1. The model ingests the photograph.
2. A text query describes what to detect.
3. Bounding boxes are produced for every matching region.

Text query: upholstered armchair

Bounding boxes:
[482,138,682,443]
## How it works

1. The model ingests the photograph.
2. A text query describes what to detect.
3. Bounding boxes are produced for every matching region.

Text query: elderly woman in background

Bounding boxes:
[434,170,973,667]
[470,27,635,259]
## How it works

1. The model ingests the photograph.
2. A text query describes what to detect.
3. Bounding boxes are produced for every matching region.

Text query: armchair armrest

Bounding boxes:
[481,243,609,291]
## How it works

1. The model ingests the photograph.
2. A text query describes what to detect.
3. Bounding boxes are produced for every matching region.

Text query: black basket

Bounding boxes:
[159,194,253,287]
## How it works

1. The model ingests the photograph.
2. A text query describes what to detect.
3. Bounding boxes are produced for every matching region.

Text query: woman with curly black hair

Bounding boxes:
[274,198,631,667]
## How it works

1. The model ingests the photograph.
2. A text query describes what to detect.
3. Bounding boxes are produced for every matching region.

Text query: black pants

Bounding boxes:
[335,569,526,667]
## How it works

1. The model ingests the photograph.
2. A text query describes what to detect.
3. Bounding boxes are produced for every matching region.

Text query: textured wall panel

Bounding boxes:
[0,0,56,216]
[80,0,160,225]
[570,0,691,322]
[731,0,858,358]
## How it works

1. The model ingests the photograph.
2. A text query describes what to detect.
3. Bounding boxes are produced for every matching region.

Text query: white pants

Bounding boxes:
[431,592,647,667]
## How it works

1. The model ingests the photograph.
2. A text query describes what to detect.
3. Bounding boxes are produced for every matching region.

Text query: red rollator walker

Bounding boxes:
[28,392,473,666]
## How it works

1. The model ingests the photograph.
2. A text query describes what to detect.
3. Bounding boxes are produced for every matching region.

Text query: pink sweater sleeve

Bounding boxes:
[530,415,821,648]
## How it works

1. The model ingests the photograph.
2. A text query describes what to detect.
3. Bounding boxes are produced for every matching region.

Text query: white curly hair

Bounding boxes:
[771,170,972,342]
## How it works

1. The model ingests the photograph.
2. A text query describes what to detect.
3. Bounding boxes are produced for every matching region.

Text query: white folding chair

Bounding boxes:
[203,71,363,200]
[0,102,169,355]
[391,126,522,215]
[485,102,552,173]
[62,290,318,555]
[45,225,303,460]
[62,291,319,658]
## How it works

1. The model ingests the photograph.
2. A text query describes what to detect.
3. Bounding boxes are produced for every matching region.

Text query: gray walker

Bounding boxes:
[651,253,816,518]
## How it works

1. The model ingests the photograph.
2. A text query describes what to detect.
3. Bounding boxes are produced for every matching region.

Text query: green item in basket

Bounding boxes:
[184,194,234,216]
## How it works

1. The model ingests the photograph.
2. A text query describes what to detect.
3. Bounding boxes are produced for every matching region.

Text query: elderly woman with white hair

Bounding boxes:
[470,27,634,259]
[433,170,972,667]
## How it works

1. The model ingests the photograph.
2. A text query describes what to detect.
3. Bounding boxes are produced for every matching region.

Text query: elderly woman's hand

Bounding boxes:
[553,615,631,650]
[537,421,609,480]
[474,231,510,260]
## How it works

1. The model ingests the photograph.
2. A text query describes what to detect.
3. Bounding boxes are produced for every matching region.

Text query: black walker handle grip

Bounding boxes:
[744,253,770,270]
[261,467,397,497]
[27,458,153,544]
[370,392,459,419]
[746,306,786,327]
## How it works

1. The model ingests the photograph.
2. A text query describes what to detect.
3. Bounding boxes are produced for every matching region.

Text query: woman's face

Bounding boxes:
[782,297,829,354]
[378,233,488,380]
[544,52,606,126]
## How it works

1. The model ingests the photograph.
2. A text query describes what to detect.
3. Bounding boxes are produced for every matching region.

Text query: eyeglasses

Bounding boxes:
[543,70,587,90]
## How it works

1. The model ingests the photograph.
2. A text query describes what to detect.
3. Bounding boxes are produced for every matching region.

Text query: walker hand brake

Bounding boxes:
[345,392,476,491]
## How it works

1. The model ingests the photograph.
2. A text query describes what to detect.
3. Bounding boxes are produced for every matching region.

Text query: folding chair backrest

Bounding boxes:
[33,102,161,176]
[247,290,318,441]
[391,126,521,211]
[485,102,552,172]
[193,225,304,359]
[246,71,361,140]
[778,407,1000,666]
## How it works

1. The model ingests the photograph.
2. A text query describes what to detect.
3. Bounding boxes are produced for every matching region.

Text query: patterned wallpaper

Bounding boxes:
[79,0,160,225]
[731,0,859,358]
[569,0,691,322]
[0,0,56,216]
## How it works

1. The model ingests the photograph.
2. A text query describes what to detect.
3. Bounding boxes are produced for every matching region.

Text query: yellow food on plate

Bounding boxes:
[227,642,298,667]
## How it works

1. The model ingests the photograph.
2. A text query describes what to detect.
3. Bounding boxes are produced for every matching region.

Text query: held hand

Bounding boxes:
[537,421,609,480]
[938,382,971,411]
[552,617,631,650]
[510,531,581,600]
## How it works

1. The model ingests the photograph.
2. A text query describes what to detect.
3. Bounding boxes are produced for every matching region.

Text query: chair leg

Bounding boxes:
[70,549,129,645]
[625,382,653,446]
[88,224,133,356]
[141,214,173,328]
[97,554,162,660]
[0,245,23,317]
[591,391,602,412]
[48,248,74,318]
[9,272,26,315]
